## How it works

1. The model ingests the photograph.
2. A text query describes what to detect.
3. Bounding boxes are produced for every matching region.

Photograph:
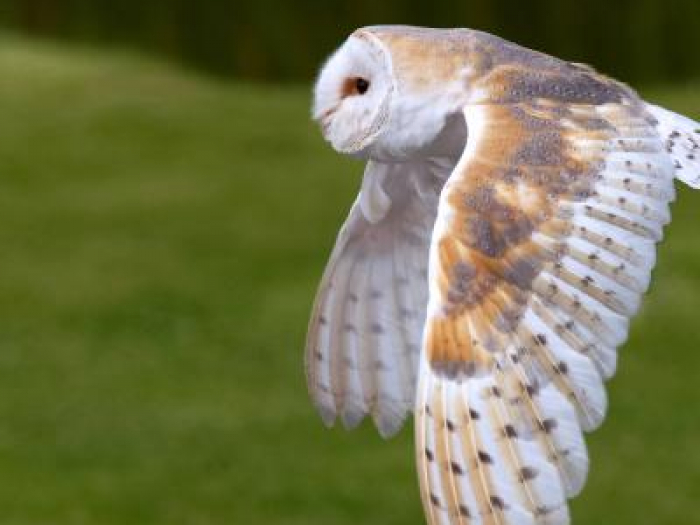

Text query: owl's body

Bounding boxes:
[307,26,699,524]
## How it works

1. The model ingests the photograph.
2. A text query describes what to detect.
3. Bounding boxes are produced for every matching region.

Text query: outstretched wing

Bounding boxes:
[306,160,448,437]
[417,94,676,523]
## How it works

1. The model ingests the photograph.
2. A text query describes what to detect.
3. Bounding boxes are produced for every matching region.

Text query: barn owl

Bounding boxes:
[306,26,700,524]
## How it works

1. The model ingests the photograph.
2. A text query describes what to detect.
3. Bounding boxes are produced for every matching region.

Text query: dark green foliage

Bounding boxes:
[0,0,698,82]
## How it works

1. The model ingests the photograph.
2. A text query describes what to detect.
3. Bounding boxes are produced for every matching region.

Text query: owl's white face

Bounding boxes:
[312,33,394,155]
[313,29,468,162]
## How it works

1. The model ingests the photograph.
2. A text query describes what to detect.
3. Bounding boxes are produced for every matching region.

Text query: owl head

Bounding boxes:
[312,27,470,161]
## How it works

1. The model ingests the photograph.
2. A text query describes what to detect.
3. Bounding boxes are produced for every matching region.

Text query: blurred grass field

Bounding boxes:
[0,33,698,525]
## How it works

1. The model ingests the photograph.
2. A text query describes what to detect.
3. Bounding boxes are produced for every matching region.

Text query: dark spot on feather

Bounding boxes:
[425,448,434,462]
[556,361,569,374]
[535,333,547,345]
[429,493,441,507]
[526,382,540,397]
[458,505,472,518]
[490,495,507,510]
[536,505,556,516]
[541,418,558,433]
[503,424,518,438]
[370,323,384,335]
[478,450,493,464]
[450,461,464,475]
[446,419,456,432]
[520,466,539,481]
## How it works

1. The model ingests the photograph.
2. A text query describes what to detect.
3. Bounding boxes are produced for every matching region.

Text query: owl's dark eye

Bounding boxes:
[340,77,371,98]
[355,77,370,95]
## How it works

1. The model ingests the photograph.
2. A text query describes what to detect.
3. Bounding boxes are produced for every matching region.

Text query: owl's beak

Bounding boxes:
[317,108,336,139]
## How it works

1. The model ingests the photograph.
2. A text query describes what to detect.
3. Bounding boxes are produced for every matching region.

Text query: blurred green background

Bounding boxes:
[0,0,699,83]
[0,2,697,524]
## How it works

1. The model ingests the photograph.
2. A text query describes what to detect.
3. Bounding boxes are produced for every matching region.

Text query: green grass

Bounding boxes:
[0,34,697,524]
